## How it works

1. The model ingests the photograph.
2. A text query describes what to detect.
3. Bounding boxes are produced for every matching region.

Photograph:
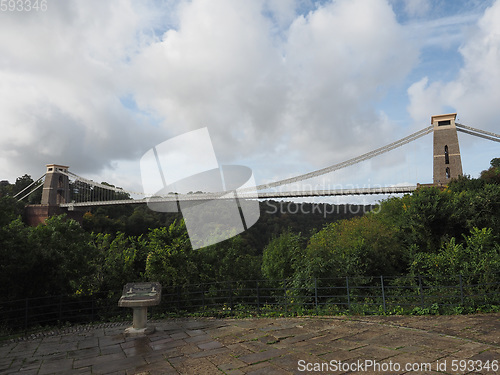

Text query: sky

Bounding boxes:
[1,0,499,203]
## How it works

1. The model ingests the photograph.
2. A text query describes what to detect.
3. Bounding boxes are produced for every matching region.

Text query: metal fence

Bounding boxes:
[158,274,500,315]
[0,291,124,339]
[1,273,499,339]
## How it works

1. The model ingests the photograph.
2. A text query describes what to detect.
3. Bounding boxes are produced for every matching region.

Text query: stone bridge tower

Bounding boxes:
[41,164,70,205]
[25,164,83,226]
[432,113,463,185]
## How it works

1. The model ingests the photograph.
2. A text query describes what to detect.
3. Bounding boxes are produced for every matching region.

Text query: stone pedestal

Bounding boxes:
[123,307,155,335]
[118,282,161,336]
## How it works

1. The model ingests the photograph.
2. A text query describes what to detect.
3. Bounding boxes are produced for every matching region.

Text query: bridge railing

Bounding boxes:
[1,273,499,339]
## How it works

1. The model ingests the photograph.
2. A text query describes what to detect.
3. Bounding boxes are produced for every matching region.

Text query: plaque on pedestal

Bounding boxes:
[118,282,161,335]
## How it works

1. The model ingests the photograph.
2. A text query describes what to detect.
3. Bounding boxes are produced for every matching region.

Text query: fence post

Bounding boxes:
[201,285,205,310]
[176,286,181,311]
[256,280,260,312]
[346,276,351,310]
[314,278,318,310]
[380,276,386,313]
[418,275,425,308]
[228,281,233,311]
[283,279,287,312]
[59,295,63,322]
[459,274,464,305]
[25,298,29,332]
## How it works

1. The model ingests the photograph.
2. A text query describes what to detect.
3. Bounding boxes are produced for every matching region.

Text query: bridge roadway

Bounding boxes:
[60,185,418,208]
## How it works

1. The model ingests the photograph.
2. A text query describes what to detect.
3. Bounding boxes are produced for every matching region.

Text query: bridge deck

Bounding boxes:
[60,186,418,208]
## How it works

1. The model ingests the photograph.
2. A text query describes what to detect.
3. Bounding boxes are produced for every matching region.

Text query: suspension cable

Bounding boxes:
[64,126,433,198]
[242,125,433,192]
[14,174,46,199]
[59,171,138,196]
[456,123,500,143]
[56,122,497,201]
[17,181,44,202]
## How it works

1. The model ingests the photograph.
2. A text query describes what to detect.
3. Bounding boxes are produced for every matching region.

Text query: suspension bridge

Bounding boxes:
[16,114,500,221]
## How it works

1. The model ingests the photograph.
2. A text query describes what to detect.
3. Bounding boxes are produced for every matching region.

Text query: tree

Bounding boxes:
[0,179,12,197]
[490,158,500,169]
[144,220,198,287]
[377,187,456,253]
[0,215,99,300]
[125,206,162,236]
[480,157,500,184]
[410,227,500,286]
[297,215,403,280]
[12,174,33,196]
[28,215,99,295]
[0,196,25,226]
[449,183,500,240]
[93,232,148,291]
[196,235,262,283]
[0,218,36,300]
[12,174,42,203]
[261,230,304,281]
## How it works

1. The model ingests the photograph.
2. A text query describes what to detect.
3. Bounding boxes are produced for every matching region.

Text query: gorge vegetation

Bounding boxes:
[0,158,499,305]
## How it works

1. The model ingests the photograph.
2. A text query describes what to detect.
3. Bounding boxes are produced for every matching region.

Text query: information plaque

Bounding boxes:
[118,282,161,307]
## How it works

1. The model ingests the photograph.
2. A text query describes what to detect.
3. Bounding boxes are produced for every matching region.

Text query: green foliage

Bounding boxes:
[2,159,500,320]
[0,196,25,226]
[480,157,500,184]
[93,232,149,291]
[261,230,304,281]
[83,211,125,234]
[0,215,98,299]
[377,187,456,253]
[197,235,262,283]
[491,158,500,169]
[125,206,162,236]
[82,203,182,236]
[449,183,500,239]
[0,218,36,300]
[411,303,440,316]
[410,228,500,284]
[144,222,262,288]
[28,215,99,295]
[448,174,486,192]
[376,181,500,254]
[144,220,198,287]
[297,215,403,280]
[12,174,42,203]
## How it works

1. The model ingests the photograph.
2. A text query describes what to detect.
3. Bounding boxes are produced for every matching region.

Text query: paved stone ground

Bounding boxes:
[1,313,499,374]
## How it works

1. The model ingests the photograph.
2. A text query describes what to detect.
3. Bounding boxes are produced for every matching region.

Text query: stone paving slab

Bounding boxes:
[1,313,499,374]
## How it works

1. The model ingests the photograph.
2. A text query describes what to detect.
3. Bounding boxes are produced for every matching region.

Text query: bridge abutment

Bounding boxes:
[24,204,83,226]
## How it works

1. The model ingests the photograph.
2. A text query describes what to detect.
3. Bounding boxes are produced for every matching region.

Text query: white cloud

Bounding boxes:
[283,0,417,166]
[0,1,164,180]
[0,0,419,190]
[403,0,431,17]
[405,0,500,180]
[128,0,418,181]
[407,0,500,130]
[127,0,289,161]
